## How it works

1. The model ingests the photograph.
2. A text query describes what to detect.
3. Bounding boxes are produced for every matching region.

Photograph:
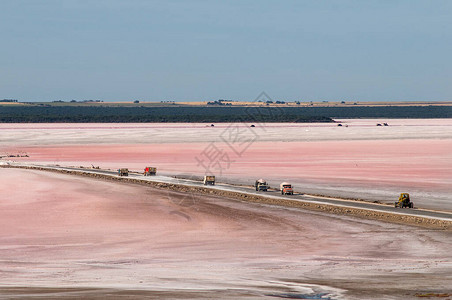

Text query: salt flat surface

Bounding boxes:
[0,168,450,299]
[0,119,451,145]
[1,119,451,211]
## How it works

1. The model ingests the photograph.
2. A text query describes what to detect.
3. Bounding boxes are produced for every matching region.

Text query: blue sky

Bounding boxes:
[1,0,451,102]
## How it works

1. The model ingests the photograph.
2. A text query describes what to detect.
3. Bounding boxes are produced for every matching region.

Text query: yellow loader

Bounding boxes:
[395,193,414,208]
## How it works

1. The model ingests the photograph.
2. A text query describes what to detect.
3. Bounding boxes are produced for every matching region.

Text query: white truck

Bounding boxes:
[254,179,269,191]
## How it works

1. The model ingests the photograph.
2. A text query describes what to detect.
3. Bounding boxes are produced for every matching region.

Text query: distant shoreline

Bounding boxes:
[0,102,451,122]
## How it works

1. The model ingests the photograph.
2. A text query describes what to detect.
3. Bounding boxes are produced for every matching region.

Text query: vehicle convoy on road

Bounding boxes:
[118,168,129,176]
[203,175,215,185]
[144,166,157,176]
[254,179,269,191]
[395,193,414,208]
[3,163,452,229]
[280,182,294,195]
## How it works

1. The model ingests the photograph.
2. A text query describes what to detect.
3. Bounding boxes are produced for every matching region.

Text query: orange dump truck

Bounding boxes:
[280,182,293,195]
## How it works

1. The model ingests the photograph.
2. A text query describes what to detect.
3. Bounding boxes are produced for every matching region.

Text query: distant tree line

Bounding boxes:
[0,105,450,123]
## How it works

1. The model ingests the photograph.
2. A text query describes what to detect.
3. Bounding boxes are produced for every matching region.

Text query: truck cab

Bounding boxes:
[203,175,215,185]
[144,167,157,176]
[280,182,293,195]
[118,168,129,176]
[255,179,268,191]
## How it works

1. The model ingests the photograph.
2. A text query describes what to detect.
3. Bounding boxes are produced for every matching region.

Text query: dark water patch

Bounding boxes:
[268,292,333,299]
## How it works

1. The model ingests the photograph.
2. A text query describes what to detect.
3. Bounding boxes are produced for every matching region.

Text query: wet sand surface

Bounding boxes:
[1,119,451,211]
[1,168,451,299]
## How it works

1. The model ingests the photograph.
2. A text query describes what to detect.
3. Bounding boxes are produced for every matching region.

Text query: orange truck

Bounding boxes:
[280,182,293,195]
[144,167,157,176]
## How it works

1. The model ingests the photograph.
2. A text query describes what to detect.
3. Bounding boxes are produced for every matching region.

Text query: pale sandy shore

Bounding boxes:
[0,168,451,299]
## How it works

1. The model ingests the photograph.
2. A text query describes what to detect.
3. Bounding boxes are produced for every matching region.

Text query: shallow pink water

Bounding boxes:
[9,139,451,185]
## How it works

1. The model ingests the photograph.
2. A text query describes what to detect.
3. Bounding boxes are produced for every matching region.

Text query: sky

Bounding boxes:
[1,0,451,102]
